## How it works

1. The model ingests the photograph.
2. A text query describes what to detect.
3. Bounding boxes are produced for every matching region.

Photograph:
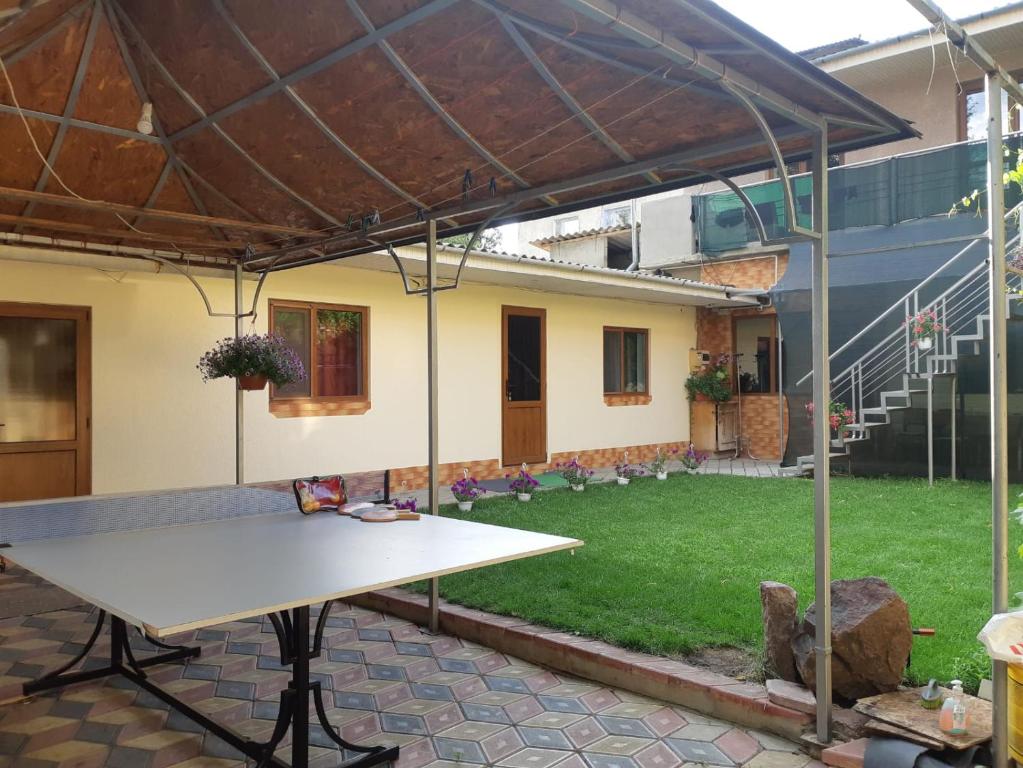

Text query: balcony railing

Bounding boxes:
[694,133,1023,255]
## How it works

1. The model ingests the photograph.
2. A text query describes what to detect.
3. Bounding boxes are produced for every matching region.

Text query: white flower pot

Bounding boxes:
[617,477,630,486]
[916,336,934,351]
[656,472,668,481]
[457,501,473,512]
[571,484,585,492]
[517,493,532,502]
[685,468,698,475]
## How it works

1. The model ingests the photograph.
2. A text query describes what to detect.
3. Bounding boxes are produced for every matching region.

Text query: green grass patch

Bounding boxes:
[421,474,1022,689]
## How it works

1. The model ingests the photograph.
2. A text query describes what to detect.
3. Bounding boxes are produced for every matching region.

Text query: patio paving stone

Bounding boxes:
[0,588,806,767]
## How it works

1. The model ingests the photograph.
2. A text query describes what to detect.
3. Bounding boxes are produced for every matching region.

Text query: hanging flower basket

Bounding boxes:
[238,374,268,391]
[906,309,945,351]
[198,334,305,390]
[556,457,594,492]
[451,471,485,512]
[507,465,539,501]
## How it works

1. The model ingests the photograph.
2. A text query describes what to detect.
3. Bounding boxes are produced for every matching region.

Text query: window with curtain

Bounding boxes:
[603,327,648,394]
[269,301,368,406]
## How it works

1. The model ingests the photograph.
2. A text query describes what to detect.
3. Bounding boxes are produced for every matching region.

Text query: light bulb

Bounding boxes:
[137,102,154,135]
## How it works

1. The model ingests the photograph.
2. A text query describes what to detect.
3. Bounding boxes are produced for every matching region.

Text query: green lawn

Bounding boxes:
[424,474,1023,690]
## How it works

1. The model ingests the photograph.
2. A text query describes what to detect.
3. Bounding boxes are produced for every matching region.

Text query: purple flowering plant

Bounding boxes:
[393,498,417,513]
[450,475,485,503]
[507,468,540,494]
[614,461,644,480]
[679,444,707,470]
[645,447,678,475]
[555,457,594,486]
[198,334,305,386]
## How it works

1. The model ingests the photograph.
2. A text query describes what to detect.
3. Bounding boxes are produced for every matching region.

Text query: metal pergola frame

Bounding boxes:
[900,3,1021,766]
[0,0,924,755]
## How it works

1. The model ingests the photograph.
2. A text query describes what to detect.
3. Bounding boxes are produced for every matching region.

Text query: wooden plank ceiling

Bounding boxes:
[0,0,916,269]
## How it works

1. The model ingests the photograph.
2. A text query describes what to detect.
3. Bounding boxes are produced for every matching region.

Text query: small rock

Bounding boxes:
[833,706,870,741]
[766,678,816,715]
[760,581,800,682]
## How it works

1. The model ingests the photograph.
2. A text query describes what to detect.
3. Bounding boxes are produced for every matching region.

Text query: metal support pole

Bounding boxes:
[951,374,957,481]
[986,71,1010,768]
[234,263,244,485]
[810,126,833,744]
[926,377,934,487]
[426,219,441,634]
[778,329,785,461]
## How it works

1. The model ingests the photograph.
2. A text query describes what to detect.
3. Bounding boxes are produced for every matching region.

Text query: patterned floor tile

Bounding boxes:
[664,736,735,766]
[0,589,803,767]
[499,746,573,768]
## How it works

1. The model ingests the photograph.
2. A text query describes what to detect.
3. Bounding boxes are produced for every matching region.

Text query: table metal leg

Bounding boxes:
[22,604,398,768]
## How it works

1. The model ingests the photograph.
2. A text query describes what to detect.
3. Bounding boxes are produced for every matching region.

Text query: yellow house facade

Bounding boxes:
[0,244,754,498]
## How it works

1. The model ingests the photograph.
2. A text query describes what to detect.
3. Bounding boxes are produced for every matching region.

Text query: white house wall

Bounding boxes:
[0,256,695,494]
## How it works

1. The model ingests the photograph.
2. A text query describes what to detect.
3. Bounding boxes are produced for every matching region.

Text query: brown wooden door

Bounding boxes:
[502,306,546,466]
[0,302,91,502]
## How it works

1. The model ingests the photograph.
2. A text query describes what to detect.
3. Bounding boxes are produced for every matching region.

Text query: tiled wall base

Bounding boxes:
[350,588,813,742]
[388,442,689,492]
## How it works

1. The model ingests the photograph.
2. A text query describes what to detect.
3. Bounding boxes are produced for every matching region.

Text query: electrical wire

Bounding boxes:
[0,47,192,254]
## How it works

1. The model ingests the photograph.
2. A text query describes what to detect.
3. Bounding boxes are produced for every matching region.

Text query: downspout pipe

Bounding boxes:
[626,198,640,271]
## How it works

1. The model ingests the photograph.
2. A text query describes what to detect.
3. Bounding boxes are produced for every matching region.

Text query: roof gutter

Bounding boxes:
[428,244,757,305]
[814,1,1023,68]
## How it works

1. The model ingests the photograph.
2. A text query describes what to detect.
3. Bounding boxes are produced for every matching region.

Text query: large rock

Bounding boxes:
[792,577,912,701]
[760,581,799,682]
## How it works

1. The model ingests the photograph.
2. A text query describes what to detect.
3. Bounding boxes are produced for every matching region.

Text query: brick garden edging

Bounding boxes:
[349,587,814,741]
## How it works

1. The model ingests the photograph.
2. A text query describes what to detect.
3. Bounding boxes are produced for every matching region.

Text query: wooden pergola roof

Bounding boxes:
[0,0,917,272]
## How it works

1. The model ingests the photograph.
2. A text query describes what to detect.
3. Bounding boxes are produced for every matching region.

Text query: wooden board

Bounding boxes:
[854,688,992,750]
[864,719,945,751]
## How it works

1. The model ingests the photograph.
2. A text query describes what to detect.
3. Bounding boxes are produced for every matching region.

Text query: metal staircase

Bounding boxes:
[793,213,1022,479]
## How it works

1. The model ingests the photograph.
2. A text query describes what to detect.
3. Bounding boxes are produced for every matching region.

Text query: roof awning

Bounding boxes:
[347,244,759,307]
[0,0,916,272]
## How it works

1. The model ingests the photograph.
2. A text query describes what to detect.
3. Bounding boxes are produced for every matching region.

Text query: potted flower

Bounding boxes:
[679,444,707,475]
[646,447,676,480]
[394,498,417,513]
[450,470,485,512]
[685,354,733,402]
[906,309,945,351]
[198,333,305,391]
[614,452,644,485]
[507,465,539,501]
[806,401,856,448]
[556,457,594,491]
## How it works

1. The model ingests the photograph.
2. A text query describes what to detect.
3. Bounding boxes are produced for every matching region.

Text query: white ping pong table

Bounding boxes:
[1,486,582,768]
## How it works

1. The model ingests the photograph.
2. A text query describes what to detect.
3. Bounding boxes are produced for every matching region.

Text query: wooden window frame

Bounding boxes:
[957,70,1023,142]
[602,326,651,404]
[268,299,370,418]
[731,314,777,395]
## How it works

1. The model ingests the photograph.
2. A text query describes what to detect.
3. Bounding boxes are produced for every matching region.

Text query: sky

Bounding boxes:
[713,0,1000,52]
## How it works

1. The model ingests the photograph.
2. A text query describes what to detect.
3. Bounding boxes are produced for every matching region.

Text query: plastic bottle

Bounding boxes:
[939,679,967,735]
[950,680,968,735]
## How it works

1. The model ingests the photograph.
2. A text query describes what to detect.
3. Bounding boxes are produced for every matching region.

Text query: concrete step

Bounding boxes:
[821,738,868,768]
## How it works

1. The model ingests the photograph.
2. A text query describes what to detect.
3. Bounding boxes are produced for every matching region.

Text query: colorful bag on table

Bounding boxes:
[292,475,347,514]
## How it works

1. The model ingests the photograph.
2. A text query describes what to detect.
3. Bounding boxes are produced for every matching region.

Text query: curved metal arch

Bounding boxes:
[389,203,515,295]
[135,251,270,320]
[716,81,818,239]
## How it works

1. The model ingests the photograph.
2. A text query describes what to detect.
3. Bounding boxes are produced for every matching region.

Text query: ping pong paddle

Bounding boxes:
[359,508,420,522]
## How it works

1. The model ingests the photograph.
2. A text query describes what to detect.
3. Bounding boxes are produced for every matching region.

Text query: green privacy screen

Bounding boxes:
[695,134,1023,254]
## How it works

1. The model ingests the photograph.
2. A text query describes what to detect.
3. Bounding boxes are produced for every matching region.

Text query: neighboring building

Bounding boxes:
[506,3,1023,475]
